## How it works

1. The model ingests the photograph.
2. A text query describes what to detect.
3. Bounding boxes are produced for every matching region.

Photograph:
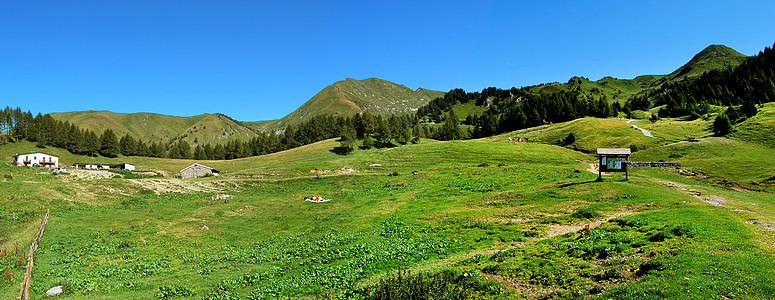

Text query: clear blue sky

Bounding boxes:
[2,1,774,121]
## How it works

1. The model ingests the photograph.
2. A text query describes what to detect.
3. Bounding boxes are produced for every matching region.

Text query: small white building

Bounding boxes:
[14,152,59,168]
[72,163,99,170]
[114,163,136,171]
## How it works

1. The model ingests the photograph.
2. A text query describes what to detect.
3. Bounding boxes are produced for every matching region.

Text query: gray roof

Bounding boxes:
[596,148,632,155]
[180,163,217,173]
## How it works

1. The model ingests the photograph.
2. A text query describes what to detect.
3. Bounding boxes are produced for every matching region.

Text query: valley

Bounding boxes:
[2,105,775,298]
[2,43,775,299]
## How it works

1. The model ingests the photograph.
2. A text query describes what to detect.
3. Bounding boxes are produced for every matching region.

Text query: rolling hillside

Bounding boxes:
[2,116,775,298]
[247,78,444,132]
[50,111,258,146]
[528,44,747,104]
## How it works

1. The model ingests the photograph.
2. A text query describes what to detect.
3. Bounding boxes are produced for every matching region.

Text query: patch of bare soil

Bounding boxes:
[483,273,554,298]
[747,219,775,231]
[310,167,357,175]
[128,178,229,194]
[515,212,634,248]
[653,180,734,209]
[653,179,775,242]
[65,169,121,181]
[587,163,598,174]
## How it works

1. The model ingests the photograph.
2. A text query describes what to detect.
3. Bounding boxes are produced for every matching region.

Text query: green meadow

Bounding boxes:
[1,109,774,299]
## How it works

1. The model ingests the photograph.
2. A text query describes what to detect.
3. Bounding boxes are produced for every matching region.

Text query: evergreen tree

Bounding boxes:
[334,126,357,154]
[169,140,191,159]
[373,116,393,146]
[194,145,207,160]
[438,111,461,140]
[99,129,120,158]
[150,141,167,158]
[562,133,576,146]
[120,134,137,156]
[85,130,100,157]
[713,113,732,136]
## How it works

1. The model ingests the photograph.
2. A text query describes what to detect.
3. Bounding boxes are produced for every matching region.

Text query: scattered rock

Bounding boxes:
[46,286,63,297]
[208,194,232,201]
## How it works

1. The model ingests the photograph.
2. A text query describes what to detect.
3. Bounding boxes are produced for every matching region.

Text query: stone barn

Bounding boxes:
[180,163,219,179]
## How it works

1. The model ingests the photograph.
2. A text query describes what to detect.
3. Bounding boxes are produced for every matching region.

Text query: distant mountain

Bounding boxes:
[246,78,444,132]
[50,111,257,146]
[665,44,747,82]
[529,44,748,103]
[50,78,443,142]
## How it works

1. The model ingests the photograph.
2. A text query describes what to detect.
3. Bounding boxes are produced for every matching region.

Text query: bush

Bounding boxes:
[570,208,601,219]
[155,284,194,299]
[362,270,489,300]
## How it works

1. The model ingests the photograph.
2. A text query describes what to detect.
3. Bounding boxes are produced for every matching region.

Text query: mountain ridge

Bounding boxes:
[247,78,445,132]
[50,44,748,144]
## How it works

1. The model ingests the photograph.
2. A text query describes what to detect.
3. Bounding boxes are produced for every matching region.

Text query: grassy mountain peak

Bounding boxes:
[522,44,748,105]
[263,78,444,130]
[666,44,747,81]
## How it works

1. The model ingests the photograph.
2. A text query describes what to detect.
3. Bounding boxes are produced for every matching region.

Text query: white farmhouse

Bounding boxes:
[14,152,59,168]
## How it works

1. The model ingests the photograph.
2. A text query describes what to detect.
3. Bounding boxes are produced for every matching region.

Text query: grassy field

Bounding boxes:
[1,112,774,299]
[492,117,666,153]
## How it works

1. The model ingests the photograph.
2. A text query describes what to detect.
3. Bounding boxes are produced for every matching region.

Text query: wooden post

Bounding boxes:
[597,156,602,181]
[18,209,49,300]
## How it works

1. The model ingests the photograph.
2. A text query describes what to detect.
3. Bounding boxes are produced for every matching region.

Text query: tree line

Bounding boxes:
[644,43,775,119]
[0,106,435,160]
[627,43,775,135]
[416,84,622,139]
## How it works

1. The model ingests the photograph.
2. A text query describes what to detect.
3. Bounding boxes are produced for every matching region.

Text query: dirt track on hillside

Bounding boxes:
[653,179,775,235]
[128,178,228,194]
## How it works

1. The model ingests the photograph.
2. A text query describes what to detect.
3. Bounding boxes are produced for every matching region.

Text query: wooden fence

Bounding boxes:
[16,209,49,300]
[629,162,681,168]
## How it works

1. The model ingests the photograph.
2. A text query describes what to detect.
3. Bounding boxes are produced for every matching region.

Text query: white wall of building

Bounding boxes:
[15,152,59,168]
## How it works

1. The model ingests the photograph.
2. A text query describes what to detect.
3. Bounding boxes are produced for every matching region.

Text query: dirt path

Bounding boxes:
[128,178,229,194]
[587,163,598,174]
[653,179,775,234]
[627,119,656,138]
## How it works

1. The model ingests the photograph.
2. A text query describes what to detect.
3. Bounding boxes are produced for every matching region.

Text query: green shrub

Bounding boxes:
[362,270,493,300]
[155,284,194,299]
[570,208,601,219]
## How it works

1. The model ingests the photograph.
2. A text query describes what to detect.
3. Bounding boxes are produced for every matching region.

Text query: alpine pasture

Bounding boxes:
[2,112,774,299]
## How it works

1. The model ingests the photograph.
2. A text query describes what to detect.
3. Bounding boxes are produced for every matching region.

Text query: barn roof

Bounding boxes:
[180,163,217,173]
[596,148,632,155]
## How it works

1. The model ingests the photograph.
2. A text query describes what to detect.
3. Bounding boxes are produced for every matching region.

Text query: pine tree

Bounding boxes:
[713,113,732,136]
[120,134,137,156]
[335,126,357,154]
[373,117,392,146]
[439,111,461,140]
[99,129,120,158]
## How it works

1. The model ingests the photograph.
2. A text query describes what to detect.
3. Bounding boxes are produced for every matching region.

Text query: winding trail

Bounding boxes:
[652,179,775,236]
[627,119,656,138]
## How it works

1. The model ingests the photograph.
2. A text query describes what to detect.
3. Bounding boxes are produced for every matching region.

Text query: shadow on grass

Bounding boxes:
[556,180,603,188]
[330,146,353,155]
